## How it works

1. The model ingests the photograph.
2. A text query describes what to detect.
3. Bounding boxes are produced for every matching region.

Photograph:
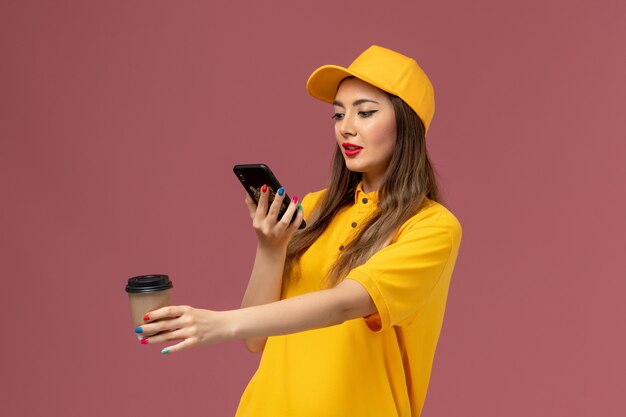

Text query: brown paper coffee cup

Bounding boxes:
[125,275,173,328]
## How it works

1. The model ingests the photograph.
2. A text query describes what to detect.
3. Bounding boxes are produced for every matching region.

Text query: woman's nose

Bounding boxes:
[339,115,356,137]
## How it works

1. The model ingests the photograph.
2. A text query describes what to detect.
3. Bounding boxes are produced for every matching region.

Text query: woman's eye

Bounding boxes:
[359,110,377,118]
[331,113,345,120]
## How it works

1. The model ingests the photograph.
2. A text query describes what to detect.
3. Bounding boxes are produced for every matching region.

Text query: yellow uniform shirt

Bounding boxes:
[236,183,462,417]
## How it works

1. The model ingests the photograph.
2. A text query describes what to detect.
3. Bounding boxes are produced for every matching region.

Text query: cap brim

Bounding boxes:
[306,65,356,104]
[306,64,400,105]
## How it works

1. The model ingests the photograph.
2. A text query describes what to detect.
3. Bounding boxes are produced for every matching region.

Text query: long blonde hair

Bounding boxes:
[284,95,440,288]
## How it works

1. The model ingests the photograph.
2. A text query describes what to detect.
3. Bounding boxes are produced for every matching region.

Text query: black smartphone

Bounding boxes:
[233,164,306,230]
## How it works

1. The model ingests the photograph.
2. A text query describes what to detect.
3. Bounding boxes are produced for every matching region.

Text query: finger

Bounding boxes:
[136,316,181,337]
[255,184,270,218]
[286,202,305,232]
[142,325,189,345]
[266,187,286,222]
[143,305,188,322]
[160,337,197,355]
[278,196,300,229]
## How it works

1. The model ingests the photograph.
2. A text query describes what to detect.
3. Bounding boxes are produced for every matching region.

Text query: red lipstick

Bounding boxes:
[342,142,363,157]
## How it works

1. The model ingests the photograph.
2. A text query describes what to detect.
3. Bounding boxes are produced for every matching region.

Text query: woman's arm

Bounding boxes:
[137,279,376,354]
[239,187,303,352]
[239,244,287,352]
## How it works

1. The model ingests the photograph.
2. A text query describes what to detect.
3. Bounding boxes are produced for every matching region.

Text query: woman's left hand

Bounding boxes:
[135,306,232,354]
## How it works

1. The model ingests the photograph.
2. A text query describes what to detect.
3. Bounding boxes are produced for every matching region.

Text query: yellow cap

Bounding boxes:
[306,45,435,133]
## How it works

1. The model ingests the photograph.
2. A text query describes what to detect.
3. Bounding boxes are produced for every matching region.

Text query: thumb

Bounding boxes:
[244,194,257,219]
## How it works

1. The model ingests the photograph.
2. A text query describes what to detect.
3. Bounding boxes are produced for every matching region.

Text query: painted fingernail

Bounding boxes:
[140,338,148,345]
[261,184,268,193]
[277,187,284,196]
[143,314,150,322]
[298,203,303,211]
[292,196,298,204]
[135,327,143,334]
[161,348,170,355]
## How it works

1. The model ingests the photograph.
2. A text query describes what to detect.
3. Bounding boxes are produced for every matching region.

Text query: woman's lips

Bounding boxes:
[342,142,363,157]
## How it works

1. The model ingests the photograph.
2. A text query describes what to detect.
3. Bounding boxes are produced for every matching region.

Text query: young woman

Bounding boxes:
[136,45,462,417]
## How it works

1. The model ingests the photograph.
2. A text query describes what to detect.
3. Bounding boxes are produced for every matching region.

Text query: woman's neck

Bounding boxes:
[361,172,384,194]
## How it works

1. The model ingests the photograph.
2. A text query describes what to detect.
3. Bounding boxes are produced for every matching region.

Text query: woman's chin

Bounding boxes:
[344,161,367,173]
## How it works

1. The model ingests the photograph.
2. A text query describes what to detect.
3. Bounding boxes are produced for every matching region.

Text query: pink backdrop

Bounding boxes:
[1,1,624,416]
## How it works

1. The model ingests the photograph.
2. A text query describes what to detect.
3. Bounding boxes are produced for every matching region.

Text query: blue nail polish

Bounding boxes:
[278,187,284,196]
[135,327,143,334]
[161,348,170,355]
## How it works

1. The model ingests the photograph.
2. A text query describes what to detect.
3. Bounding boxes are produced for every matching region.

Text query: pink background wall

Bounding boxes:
[1,1,624,416]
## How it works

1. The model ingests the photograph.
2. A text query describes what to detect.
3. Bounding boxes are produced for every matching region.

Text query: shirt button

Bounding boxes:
[351,222,357,228]
[362,197,368,204]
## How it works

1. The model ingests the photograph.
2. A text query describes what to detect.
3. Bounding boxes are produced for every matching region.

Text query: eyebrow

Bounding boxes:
[333,98,380,108]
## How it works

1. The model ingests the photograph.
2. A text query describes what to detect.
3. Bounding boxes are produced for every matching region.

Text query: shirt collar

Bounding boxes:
[354,182,379,205]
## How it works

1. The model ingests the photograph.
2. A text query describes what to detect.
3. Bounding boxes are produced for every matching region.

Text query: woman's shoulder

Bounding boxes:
[400,199,462,239]
[300,189,328,219]
[301,189,327,208]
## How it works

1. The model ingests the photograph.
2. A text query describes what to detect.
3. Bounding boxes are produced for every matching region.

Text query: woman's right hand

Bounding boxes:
[245,185,304,249]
